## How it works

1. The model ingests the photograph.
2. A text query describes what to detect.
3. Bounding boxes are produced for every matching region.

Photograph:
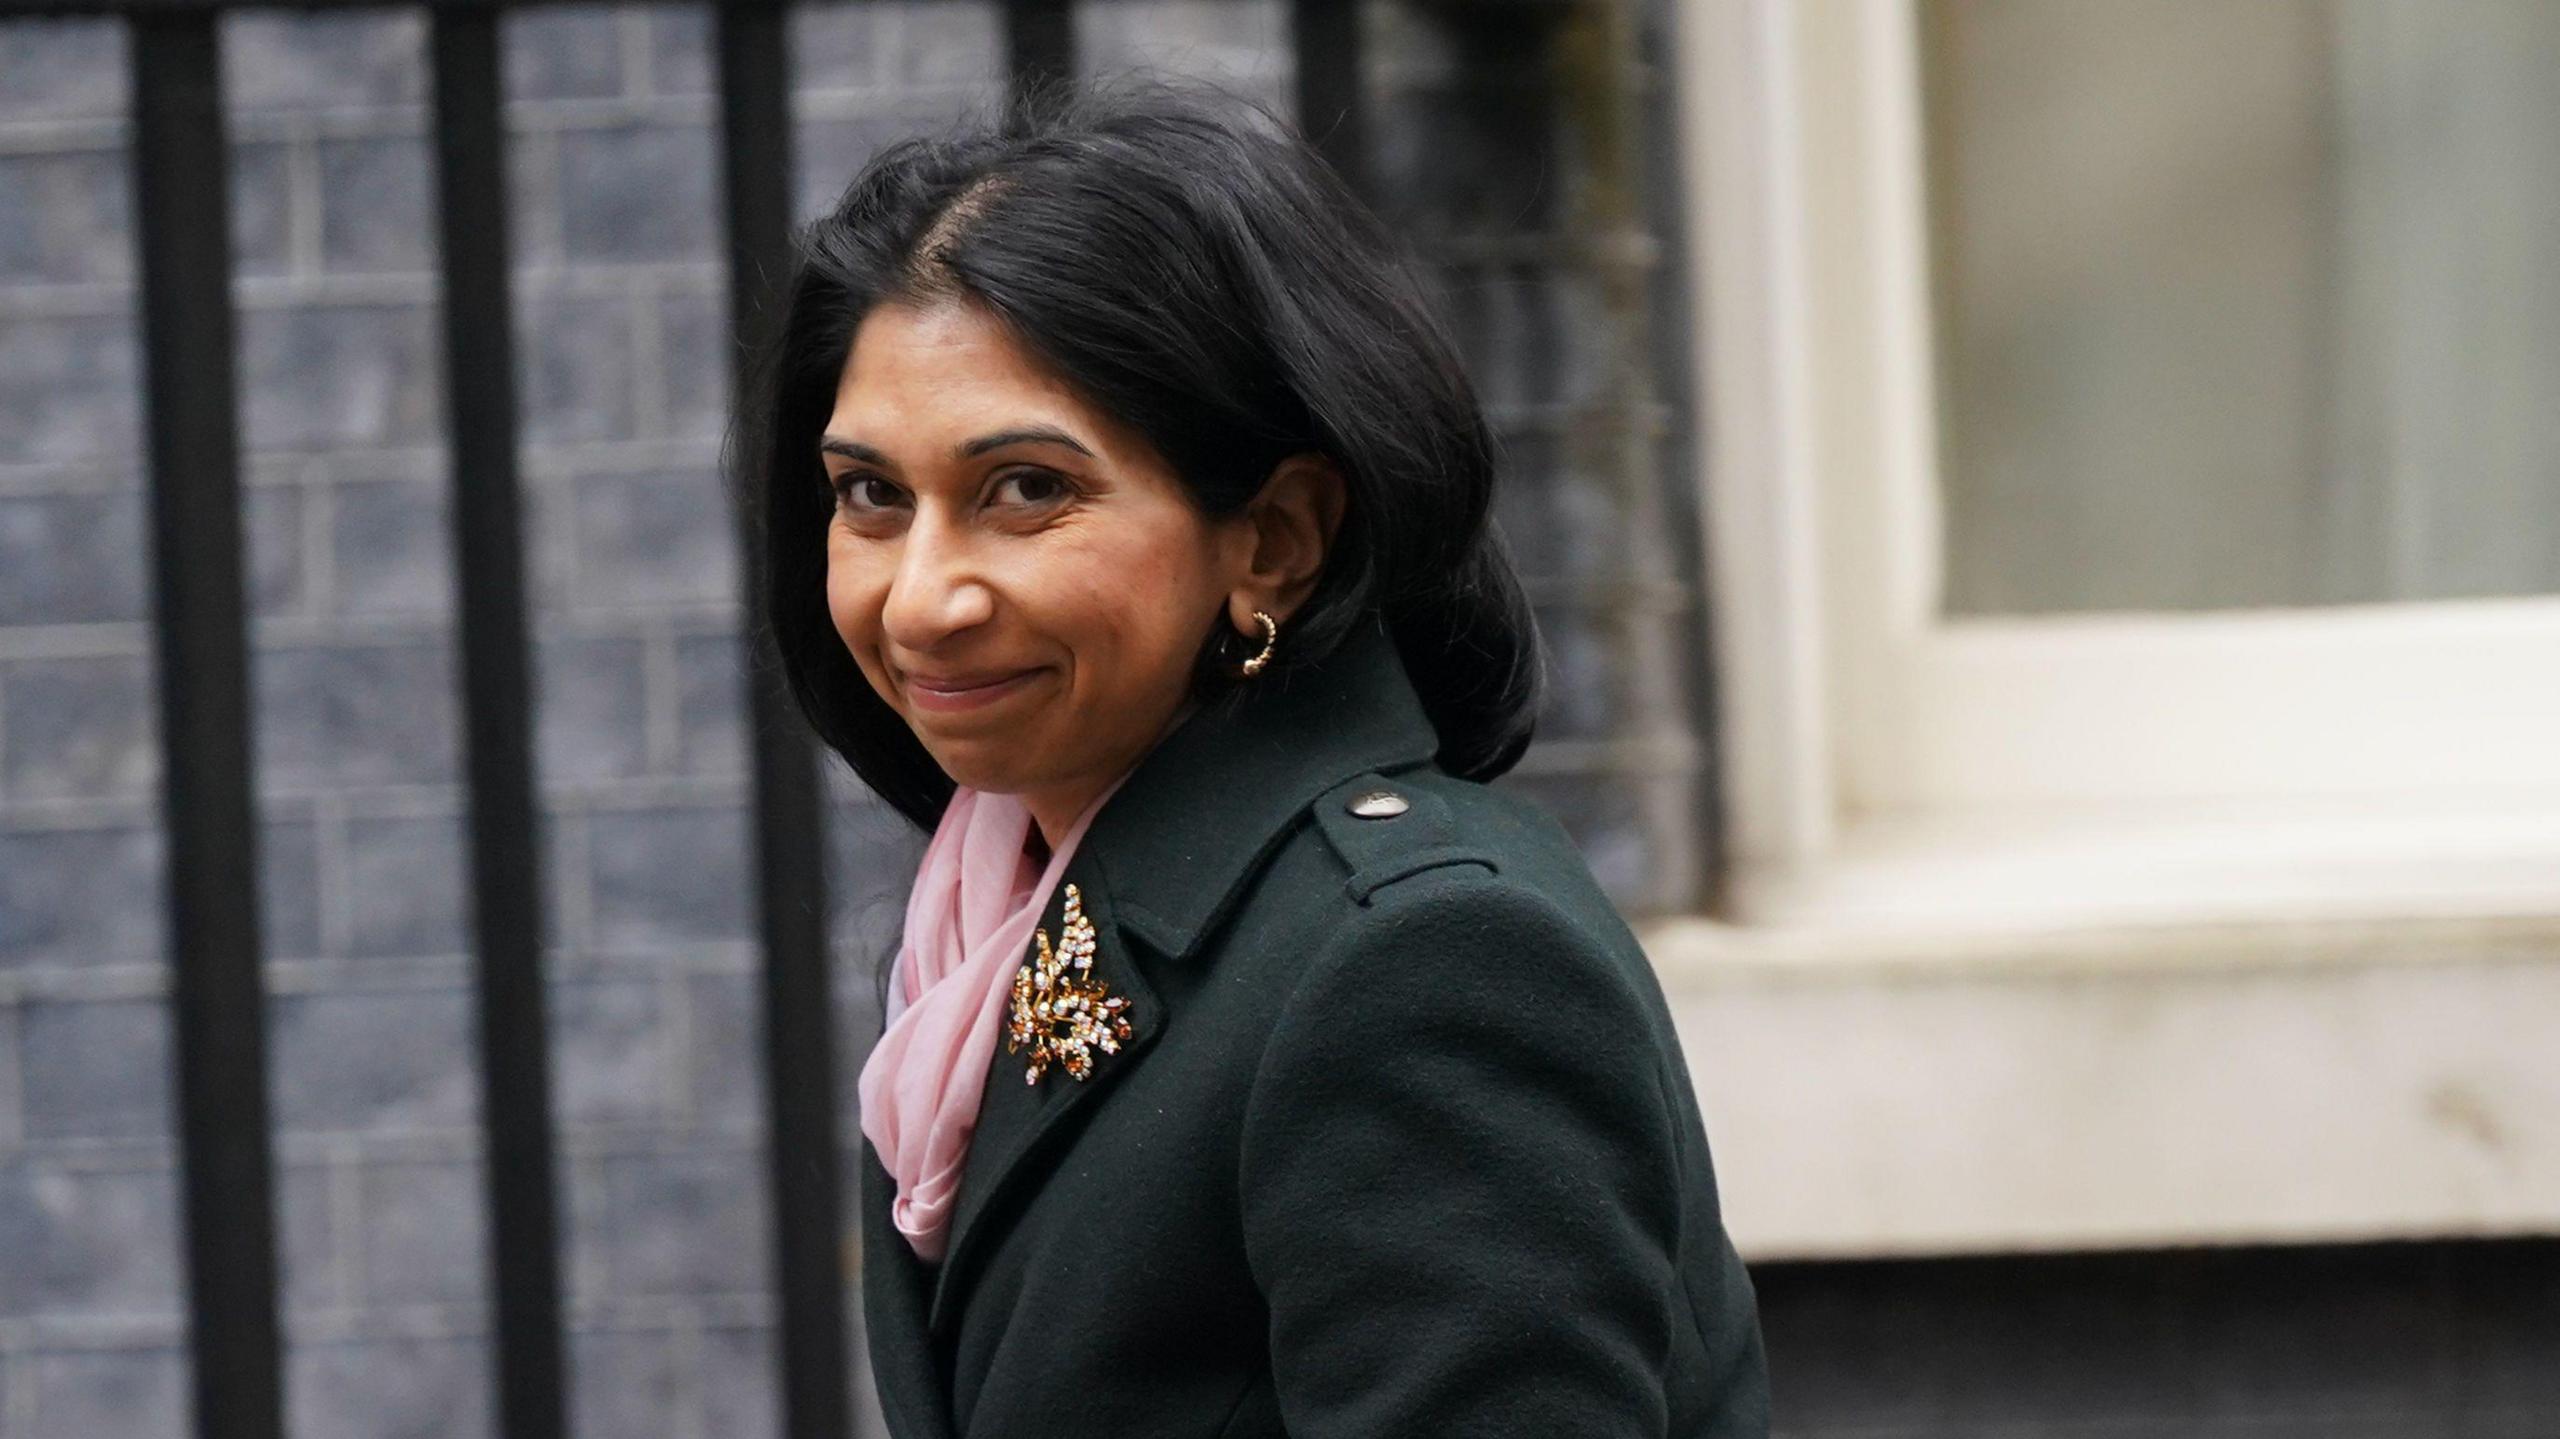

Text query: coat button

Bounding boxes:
[1346,789,1409,819]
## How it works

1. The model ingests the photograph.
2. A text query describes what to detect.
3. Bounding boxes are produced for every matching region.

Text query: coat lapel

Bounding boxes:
[859,1144,959,1439]
[928,860,1165,1333]
[917,615,1443,1336]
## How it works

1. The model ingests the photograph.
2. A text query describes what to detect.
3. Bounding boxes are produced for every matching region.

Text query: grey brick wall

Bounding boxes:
[9,4,2558,1437]
[0,2,1693,1434]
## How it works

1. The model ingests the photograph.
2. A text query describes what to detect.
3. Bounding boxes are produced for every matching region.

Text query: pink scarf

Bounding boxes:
[857,768,1136,1262]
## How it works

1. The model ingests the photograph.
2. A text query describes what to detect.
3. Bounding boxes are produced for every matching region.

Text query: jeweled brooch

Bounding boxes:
[1005,883,1133,1085]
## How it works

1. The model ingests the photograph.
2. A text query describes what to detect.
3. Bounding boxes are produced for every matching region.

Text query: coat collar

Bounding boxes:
[914,614,1442,1341]
[1079,611,1443,965]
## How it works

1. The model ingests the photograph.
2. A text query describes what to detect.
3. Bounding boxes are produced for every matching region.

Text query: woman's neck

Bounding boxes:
[1021,696,1201,857]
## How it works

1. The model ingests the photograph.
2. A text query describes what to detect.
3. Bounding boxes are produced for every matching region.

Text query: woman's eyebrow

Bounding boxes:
[954,425,1096,460]
[817,425,1097,466]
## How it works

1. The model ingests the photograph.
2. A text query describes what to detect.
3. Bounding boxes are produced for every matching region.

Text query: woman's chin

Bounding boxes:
[918,740,1038,797]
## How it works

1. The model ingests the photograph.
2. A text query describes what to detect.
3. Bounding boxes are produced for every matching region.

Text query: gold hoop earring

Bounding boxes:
[1239,610,1278,677]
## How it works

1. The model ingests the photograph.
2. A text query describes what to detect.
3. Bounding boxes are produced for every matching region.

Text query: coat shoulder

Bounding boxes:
[1302,765,1631,931]
[1287,765,1660,1000]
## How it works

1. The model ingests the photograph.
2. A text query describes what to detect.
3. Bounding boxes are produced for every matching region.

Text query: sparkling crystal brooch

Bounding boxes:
[1005,883,1133,1085]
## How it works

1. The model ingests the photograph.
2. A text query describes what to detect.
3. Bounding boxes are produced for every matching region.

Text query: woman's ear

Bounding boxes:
[1228,453,1347,630]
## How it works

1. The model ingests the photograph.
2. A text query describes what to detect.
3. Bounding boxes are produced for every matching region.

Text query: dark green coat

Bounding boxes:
[858,616,1770,1438]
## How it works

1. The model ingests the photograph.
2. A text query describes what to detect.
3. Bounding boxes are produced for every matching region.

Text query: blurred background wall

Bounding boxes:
[2,0,2557,1436]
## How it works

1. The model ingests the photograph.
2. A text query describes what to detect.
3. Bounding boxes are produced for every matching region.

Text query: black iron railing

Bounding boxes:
[0,2,1367,1438]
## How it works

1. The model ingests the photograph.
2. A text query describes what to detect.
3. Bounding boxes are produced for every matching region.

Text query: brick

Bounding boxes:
[229,139,296,281]
[551,975,671,1125]
[1,653,157,802]
[645,4,713,97]
[503,4,627,102]
[555,123,718,264]
[0,315,142,467]
[1488,432,1633,583]
[254,640,458,791]
[567,468,737,609]
[571,1148,769,1300]
[267,987,474,1134]
[247,480,313,618]
[516,292,637,445]
[238,302,443,452]
[318,135,435,275]
[1530,601,1621,742]
[1509,266,1626,410]
[329,480,453,619]
[787,3,895,93]
[588,804,750,949]
[24,1346,189,1439]
[1368,78,1566,234]
[261,814,325,960]
[673,631,746,779]
[0,1159,183,1320]
[220,10,427,112]
[1078,0,1293,101]
[874,0,1005,90]
[795,112,965,222]
[698,1323,783,1439]
[275,1158,342,1312]
[1444,265,1557,414]
[0,490,147,624]
[655,284,731,441]
[20,998,172,1141]
[0,1002,18,1142]
[685,968,762,1129]
[0,150,133,285]
[539,809,578,953]
[533,634,650,785]
[288,1336,491,1439]
[342,812,467,959]
[0,825,163,970]
[570,1327,685,1439]
[0,18,125,123]
[354,1157,484,1305]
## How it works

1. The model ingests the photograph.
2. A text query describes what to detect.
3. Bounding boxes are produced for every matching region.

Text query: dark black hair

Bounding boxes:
[738,77,1544,832]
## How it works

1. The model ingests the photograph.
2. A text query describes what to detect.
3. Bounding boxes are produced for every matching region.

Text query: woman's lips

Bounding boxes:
[905,666,1044,715]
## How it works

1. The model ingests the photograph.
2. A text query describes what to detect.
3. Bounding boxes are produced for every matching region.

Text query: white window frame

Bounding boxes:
[1651,0,2560,1260]
[1677,0,2560,937]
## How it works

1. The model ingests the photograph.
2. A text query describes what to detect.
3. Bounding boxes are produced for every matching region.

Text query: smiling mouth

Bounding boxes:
[902,665,1046,714]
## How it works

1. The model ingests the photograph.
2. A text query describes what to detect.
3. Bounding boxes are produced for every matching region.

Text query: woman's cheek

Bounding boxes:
[823,553,881,665]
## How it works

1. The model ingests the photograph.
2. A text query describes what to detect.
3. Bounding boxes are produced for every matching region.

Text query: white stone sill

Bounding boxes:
[1641,911,2560,1263]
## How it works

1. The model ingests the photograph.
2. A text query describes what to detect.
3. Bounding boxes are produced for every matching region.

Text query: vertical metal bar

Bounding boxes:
[1004,0,1074,120]
[712,6,854,1438]
[130,14,285,1439]
[428,10,568,1439]
[1292,0,1369,195]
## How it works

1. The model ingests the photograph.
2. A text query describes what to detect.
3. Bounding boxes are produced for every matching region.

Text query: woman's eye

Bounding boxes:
[835,474,903,511]
[993,469,1068,506]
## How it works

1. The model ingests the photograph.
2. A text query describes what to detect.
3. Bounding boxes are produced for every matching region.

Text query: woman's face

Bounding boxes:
[820,299,1249,827]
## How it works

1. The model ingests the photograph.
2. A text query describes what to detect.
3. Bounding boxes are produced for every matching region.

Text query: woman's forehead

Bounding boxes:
[831,304,1079,419]
[822,300,1180,474]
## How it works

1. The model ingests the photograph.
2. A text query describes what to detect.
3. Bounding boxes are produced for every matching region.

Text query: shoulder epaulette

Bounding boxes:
[1309,770,1500,904]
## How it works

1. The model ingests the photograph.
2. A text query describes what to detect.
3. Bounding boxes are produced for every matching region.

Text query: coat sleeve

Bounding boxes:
[1236,867,1686,1437]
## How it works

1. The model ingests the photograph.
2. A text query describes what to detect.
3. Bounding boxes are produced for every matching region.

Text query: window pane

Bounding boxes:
[1925,0,2560,615]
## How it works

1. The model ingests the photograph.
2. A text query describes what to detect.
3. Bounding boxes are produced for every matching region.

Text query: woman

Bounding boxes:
[745,81,1770,1438]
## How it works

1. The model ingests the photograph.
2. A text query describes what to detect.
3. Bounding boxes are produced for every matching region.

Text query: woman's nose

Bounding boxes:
[880,511,995,650]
